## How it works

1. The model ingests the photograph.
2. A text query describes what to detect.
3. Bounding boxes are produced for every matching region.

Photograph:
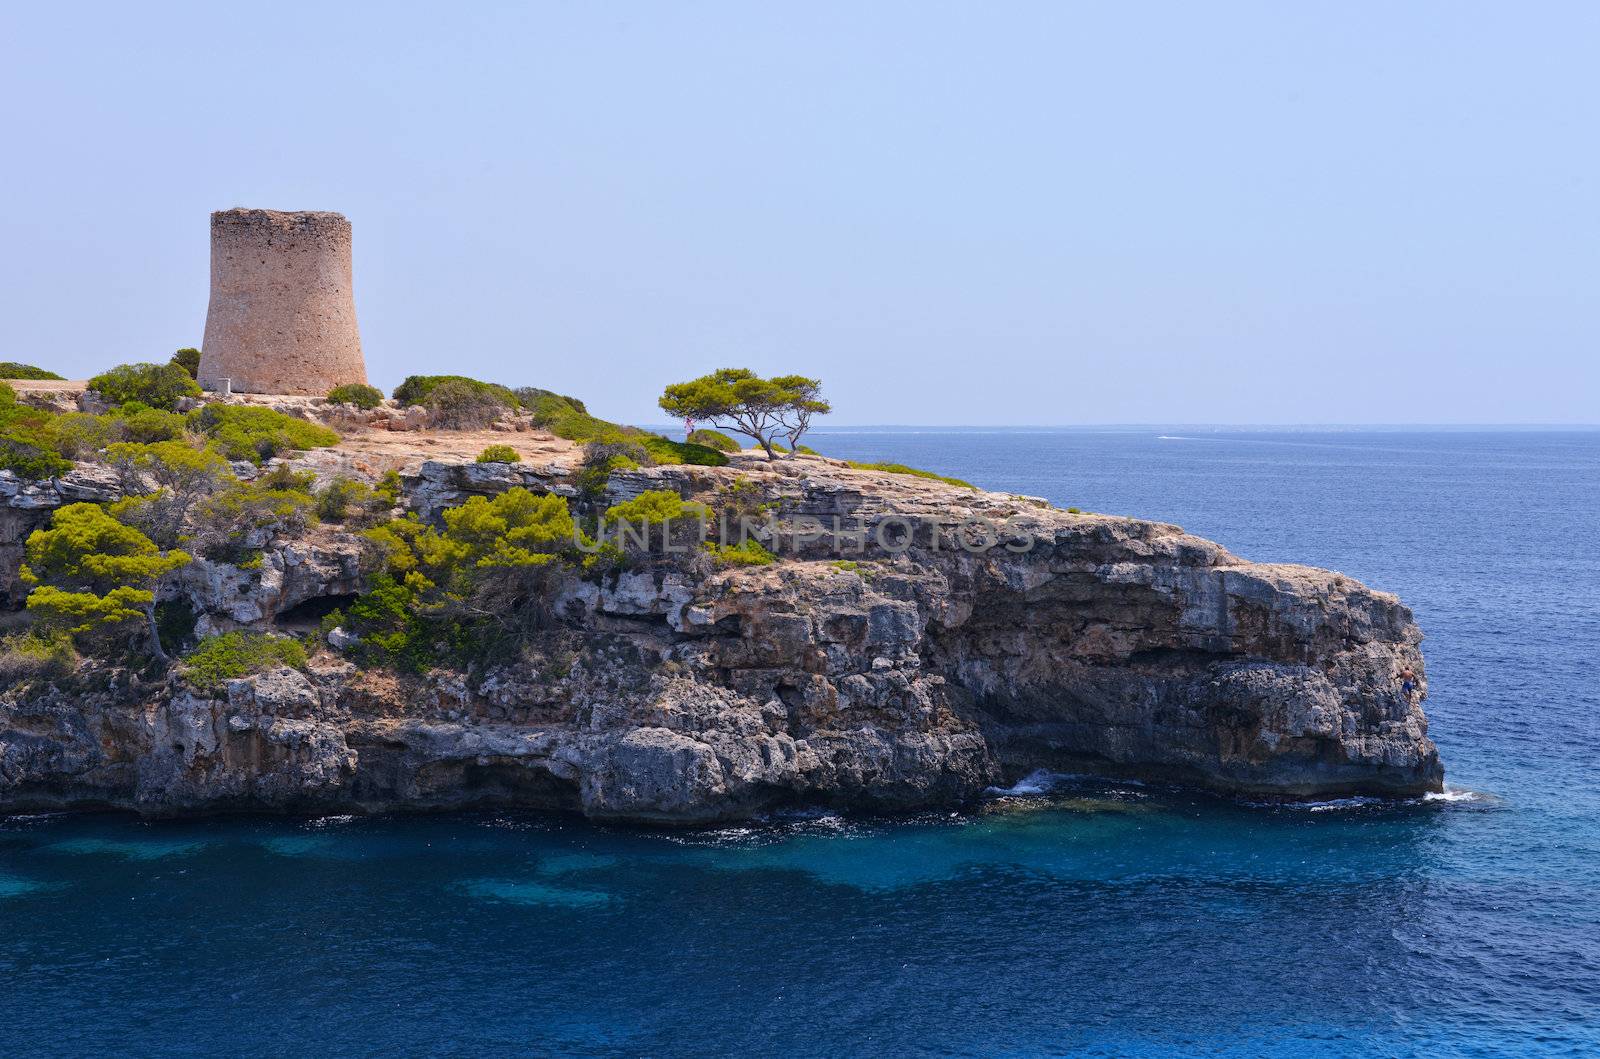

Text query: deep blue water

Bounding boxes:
[4,429,1598,1057]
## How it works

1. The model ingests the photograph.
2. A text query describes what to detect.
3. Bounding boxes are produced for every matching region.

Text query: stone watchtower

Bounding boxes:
[198,208,369,395]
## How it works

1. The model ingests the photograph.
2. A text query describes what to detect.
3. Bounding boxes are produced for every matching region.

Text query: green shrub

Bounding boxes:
[513,387,586,414]
[314,475,383,524]
[704,539,776,567]
[353,488,594,669]
[327,382,384,409]
[641,435,728,467]
[21,502,191,659]
[187,404,340,463]
[392,374,519,410]
[257,463,318,494]
[180,632,307,692]
[0,433,71,479]
[604,489,709,525]
[170,348,201,380]
[521,389,728,468]
[111,401,188,443]
[0,362,65,381]
[573,441,647,498]
[845,460,975,490]
[42,412,116,460]
[477,444,520,464]
[344,574,430,672]
[423,379,514,430]
[0,629,79,685]
[87,362,202,411]
[374,469,403,507]
[687,428,739,452]
[768,442,820,456]
[191,478,315,562]
[37,404,185,460]
[104,441,233,548]
[0,383,68,477]
[154,599,198,656]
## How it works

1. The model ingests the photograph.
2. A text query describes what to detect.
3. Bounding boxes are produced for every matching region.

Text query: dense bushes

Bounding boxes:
[0,629,79,685]
[181,632,307,692]
[0,362,65,381]
[392,374,519,410]
[87,362,201,411]
[187,404,339,463]
[0,383,71,479]
[477,444,520,464]
[20,502,191,660]
[191,478,315,563]
[572,440,646,497]
[327,382,384,409]
[0,434,72,479]
[349,488,604,669]
[424,379,511,429]
[34,403,185,462]
[314,475,388,525]
[704,539,776,567]
[687,428,739,452]
[513,387,586,414]
[603,489,709,526]
[170,348,201,380]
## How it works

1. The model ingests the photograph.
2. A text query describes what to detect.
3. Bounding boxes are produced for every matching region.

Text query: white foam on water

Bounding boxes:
[1421,785,1495,805]
[984,769,1069,797]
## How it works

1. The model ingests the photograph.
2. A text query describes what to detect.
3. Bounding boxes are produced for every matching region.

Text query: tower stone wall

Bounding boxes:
[198,208,368,395]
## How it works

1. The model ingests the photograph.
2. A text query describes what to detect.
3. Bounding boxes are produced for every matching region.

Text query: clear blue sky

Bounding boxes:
[2,2,1595,425]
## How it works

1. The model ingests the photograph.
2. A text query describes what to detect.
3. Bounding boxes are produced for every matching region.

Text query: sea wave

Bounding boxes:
[984,769,1069,797]
[1421,785,1497,805]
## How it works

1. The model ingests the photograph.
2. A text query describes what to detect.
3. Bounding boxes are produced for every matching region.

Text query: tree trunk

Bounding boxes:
[144,602,170,665]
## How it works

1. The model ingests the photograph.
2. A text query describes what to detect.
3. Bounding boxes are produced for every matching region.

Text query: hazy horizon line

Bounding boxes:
[646,422,1600,432]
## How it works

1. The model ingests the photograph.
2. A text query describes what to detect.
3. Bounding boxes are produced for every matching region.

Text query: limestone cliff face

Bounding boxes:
[0,446,1442,821]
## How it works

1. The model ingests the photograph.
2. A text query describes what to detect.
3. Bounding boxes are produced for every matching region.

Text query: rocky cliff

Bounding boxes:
[0,425,1442,822]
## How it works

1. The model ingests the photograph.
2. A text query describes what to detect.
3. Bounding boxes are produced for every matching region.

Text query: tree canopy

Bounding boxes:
[658,369,829,460]
[21,502,191,659]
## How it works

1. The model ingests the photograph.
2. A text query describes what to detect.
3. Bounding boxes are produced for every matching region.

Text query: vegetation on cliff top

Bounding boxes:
[0,362,66,381]
[522,388,727,467]
[659,368,829,461]
[187,403,339,464]
[88,362,202,411]
[326,382,384,409]
[687,428,739,452]
[1,382,73,479]
[392,374,521,410]
[170,348,201,380]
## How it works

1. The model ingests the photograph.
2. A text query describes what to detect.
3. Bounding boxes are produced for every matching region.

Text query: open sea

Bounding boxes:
[3,427,1598,1057]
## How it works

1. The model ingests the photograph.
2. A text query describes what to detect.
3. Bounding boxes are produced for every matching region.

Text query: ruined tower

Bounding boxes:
[198,208,368,395]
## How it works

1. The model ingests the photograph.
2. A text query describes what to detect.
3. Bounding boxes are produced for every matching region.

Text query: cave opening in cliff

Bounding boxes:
[273,593,360,632]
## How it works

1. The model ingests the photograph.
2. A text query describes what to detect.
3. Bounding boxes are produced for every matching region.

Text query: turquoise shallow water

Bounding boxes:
[4,429,1598,1056]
